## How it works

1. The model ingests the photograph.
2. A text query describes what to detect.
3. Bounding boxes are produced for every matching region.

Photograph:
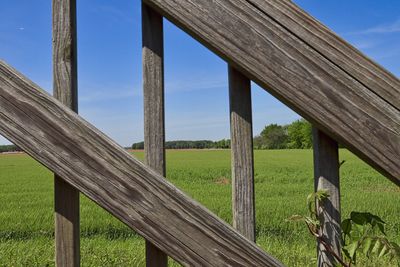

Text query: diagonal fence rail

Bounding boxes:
[1,1,399,266]
[0,60,284,267]
[143,0,400,185]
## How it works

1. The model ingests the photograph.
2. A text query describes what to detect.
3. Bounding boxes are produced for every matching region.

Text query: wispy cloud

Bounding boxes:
[79,88,140,103]
[340,19,400,61]
[346,19,400,35]
[79,106,142,146]
[78,75,227,103]
[371,47,400,61]
[91,5,134,24]
[0,135,12,145]
[166,113,229,141]
[166,76,227,93]
[349,39,379,50]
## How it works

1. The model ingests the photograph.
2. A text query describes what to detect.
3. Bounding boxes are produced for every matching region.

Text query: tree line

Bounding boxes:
[0,145,22,153]
[254,119,312,149]
[0,119,312,153]
[132,119,312,150]
[131,139,231,149]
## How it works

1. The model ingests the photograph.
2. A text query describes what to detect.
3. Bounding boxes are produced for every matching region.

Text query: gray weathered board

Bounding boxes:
[229,66,255,242]
[248,0,400,109]
[0,60,284,267]
[142,3,168,266]
[313,128,342,267]
[143,0,400,185]
[52,0,80,265]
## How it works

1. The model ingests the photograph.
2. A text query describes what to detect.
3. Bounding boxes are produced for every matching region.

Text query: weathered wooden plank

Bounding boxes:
[0,61,284,267]
[313,128,341,267]
[52,0,79,265]
[142,3,168,266]
[229,66,255,242]
[54,178,80,266]
[143,0,400,185]
[248,0,400,110]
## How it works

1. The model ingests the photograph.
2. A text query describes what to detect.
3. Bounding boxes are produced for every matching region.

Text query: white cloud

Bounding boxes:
[0,135,12,145]
[371,48,400,61]
[349,39,379,50]
[79,88,140,103]
[78,75,227,103]
[79,106,143,147]
[91,5,134,24]
[346,19,400,35]
[165,113,229,141]
[339,19,400,65]
[165,75,227,93]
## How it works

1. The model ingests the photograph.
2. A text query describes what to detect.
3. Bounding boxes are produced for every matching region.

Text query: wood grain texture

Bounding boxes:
[142,3,168,266]
[313,128,341,267]
[0,61,284,267]
[52,0,79,266]
[248,0,400,110]
[143,0,400,185]
[229,66,255,242]
[54,178,80,267]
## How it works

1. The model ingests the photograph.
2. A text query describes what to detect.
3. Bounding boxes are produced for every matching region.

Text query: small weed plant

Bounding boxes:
[288,190,400,266]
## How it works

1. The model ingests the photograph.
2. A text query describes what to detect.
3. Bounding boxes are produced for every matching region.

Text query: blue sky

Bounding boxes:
[0,0,399,147]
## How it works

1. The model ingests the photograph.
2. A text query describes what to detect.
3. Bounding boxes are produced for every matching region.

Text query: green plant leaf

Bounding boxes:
[289,192,399,265]
[306,192,315,214]
[304,216,319,225]
[363,237,373,256]
[342,219,352,235]
[390,241,400,256]
[345,241,359,260]
[342,247,351,261]
[306,192,319,215]
[386,241,400,263]
[304,216,320,234]
[371,214,385,224]
[376,222,386,235]
[350,212,367,225]
[378,243,389,258]
[372,238,383,254]
[315,190,330,201]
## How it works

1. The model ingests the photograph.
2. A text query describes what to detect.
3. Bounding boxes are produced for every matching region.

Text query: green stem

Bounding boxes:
[305,222,349,267]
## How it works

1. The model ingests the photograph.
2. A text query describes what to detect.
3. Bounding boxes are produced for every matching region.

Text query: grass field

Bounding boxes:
[0,149,399,266]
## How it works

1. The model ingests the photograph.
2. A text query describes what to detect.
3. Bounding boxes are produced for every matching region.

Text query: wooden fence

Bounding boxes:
[0,0,398,266]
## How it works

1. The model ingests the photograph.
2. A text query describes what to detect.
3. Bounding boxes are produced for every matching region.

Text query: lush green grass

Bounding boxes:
[0,150,398,266]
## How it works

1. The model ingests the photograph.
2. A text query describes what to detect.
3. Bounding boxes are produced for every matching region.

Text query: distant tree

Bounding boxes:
[287,119,312,149]
[0,144,22,153]
[300,120,312,148]
[260,124,288,149]
[215,139,230,149]
[131,140,229,150]
[131,119,314,150]
[253,135,265,149]
[131,142,144,149]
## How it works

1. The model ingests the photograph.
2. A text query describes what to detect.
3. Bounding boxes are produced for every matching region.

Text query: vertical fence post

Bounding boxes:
[52,0,80,266]
[313,128,342,267]
[229,66,256,241]
[142,3,168,266]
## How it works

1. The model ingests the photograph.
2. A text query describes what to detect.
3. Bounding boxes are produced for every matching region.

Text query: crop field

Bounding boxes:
[0,149,399,266]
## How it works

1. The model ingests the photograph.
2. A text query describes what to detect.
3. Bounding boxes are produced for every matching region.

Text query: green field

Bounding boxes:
[0,149,398,266]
